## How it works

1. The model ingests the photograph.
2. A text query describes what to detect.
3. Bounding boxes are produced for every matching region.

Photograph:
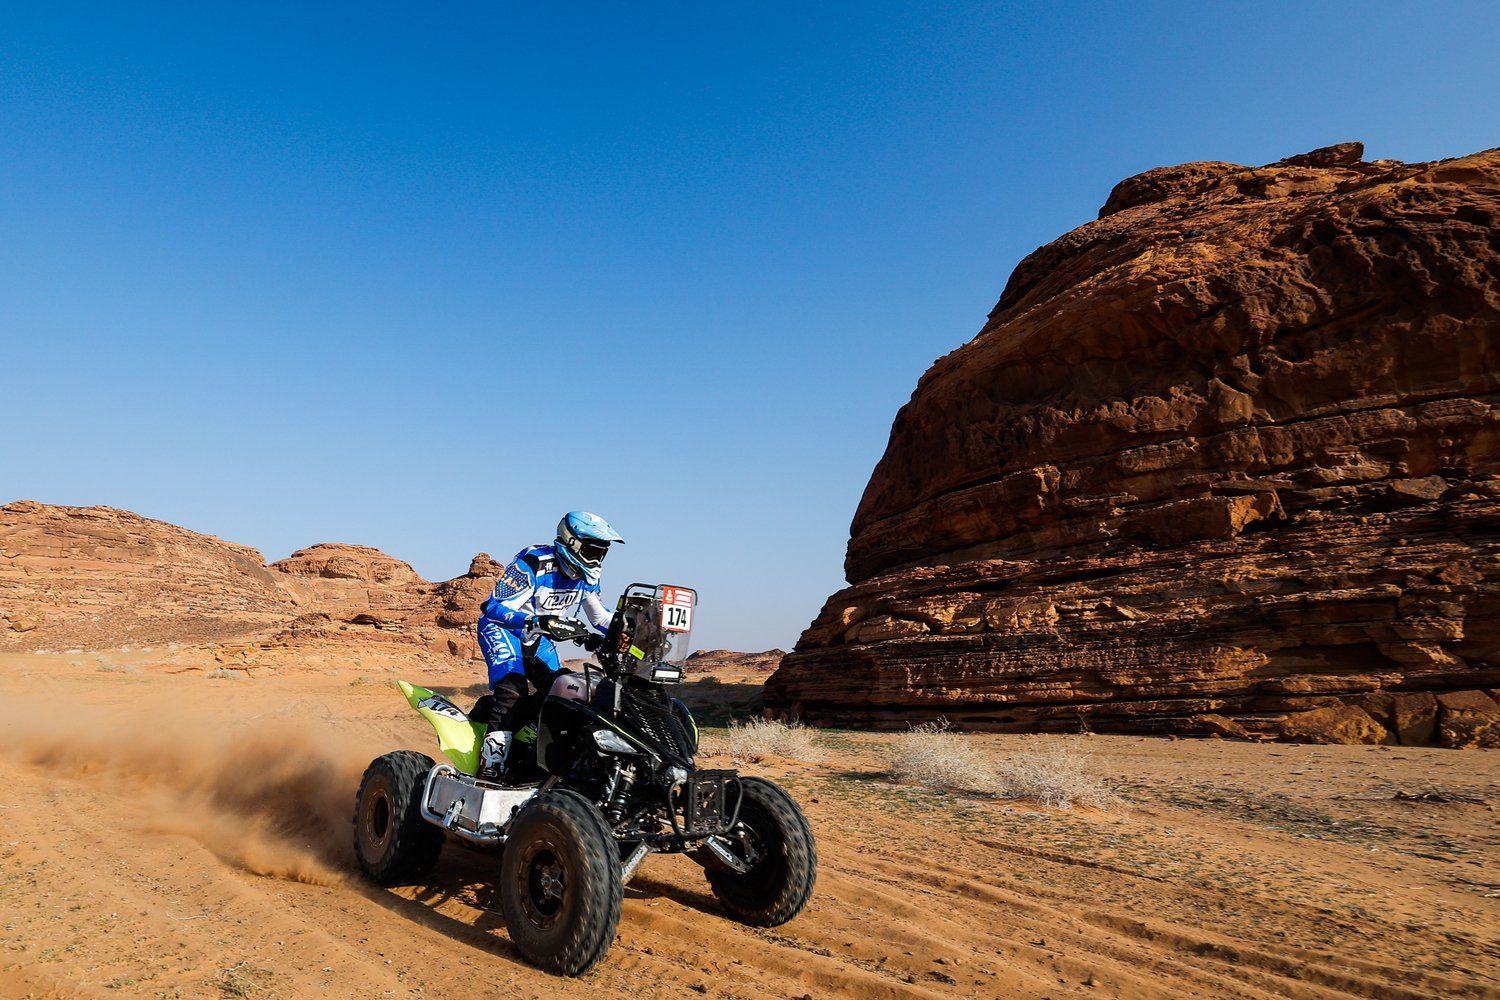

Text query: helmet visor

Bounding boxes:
[575,539,611,565]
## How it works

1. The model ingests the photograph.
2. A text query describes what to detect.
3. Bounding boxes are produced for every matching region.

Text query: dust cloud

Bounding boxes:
[0,705,366,886]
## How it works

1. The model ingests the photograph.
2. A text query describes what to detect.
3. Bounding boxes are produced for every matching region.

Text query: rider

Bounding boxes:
[476,511,623,781]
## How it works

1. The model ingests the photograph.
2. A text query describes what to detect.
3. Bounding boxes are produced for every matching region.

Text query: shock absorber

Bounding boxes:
[606,762,636,826]
[600,760,622,804]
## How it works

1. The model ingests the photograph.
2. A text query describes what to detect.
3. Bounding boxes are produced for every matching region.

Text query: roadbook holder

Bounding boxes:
[605,583,697,683]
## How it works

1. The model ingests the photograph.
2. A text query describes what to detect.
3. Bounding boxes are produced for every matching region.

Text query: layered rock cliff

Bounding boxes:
[765,143,1500,747]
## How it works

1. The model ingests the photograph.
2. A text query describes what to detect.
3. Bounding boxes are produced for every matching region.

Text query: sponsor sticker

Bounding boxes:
[540,591,576,611]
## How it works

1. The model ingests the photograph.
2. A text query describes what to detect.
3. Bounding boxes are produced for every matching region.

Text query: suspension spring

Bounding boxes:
[600,760,622,803]
[606,763,636,825]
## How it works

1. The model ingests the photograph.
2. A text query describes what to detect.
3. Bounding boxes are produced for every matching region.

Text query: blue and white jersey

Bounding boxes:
[480,543,613,636]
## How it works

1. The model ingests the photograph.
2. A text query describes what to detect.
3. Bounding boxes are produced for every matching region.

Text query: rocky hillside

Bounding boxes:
[0,501,495,661]
[686,649,788,674]
[766,143,1500,748]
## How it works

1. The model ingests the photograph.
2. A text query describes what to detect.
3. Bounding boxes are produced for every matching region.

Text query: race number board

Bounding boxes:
[661,585,694,632]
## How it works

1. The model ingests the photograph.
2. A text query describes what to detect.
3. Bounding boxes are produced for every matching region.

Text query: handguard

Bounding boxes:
[538,614,591,643]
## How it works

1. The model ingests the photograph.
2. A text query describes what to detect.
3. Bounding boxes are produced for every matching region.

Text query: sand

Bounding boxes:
[0,650,1496,999]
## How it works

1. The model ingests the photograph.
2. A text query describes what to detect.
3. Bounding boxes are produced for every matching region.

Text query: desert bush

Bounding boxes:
[716,719,826,763]
[95,662,141,674]
[205,668,244,680]
[887,720,992,789]
[885,721,1115,808]
[991,747,1117,808]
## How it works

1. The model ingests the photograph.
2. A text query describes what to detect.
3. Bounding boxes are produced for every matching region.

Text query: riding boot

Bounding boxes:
[479,730,511,783]
[480,674,526,783]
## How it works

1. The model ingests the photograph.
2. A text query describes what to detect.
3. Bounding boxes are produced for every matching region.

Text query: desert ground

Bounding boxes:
[0,650,1495,1000]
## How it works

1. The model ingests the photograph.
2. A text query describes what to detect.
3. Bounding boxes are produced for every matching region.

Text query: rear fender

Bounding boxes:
[397,680,485,775]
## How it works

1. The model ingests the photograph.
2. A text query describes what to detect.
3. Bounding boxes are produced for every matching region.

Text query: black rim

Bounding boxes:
[725,820,768,871]
[517,840,568,929]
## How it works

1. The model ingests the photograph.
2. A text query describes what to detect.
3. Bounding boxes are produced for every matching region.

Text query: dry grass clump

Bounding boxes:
[885,721,1116,809]
[717,719,826,763]
[991,747,1118,809]
[95,661,141,674]
[217,961,272,997]
[205,668,244,680]
[887,721,992,788]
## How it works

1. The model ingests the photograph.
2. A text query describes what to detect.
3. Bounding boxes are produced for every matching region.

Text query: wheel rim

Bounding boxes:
[516,840,568,929]
[723,821,768,872]
[361,779,393,856]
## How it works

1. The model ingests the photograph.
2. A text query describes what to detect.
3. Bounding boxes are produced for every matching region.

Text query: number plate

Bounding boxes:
[660,585,694,632]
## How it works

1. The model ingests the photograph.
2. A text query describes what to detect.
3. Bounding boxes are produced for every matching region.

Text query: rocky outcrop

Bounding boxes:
[0,501,297,648]
[766,144,1500,747]
[686,649,789,674]
[0,500,498,661]
[404,553,503,659]
[272,544,422,585]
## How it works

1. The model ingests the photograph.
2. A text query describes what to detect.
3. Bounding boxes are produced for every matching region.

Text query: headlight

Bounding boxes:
[592,729,636,754]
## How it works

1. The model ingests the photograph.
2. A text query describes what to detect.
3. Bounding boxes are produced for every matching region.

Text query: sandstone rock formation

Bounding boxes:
[766,143,1500,747]
[0,501,298,649]
[686,649,788,674]
[272,544,422,586]
[0,500,498,665]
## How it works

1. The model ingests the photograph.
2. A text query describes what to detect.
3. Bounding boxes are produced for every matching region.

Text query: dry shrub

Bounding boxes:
[205,668,244,680]
[718,719,826,763]
[887,721,991,789]
[885,721,1115,809]
[96,661,141,674]
[991,747,1117,809]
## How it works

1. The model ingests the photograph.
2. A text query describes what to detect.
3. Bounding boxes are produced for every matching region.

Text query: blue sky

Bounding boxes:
[3,3,1497,649]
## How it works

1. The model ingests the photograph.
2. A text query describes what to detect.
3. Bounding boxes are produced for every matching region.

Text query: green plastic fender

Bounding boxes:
[397,680,486,775]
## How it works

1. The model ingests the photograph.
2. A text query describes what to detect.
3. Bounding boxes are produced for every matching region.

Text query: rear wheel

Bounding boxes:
[706,777,816,926]
[499,789,622,976]
[353,751,445,885]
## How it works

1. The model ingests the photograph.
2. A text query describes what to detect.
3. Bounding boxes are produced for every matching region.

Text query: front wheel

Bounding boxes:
[353,751,445,885]
[705,776,817,926]
[499,789,623,976]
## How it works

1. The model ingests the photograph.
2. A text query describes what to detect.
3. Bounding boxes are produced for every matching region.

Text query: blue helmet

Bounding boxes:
[554,511,624,585]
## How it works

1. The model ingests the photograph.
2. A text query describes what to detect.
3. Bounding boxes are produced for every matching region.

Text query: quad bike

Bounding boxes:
[352,583,817,976]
